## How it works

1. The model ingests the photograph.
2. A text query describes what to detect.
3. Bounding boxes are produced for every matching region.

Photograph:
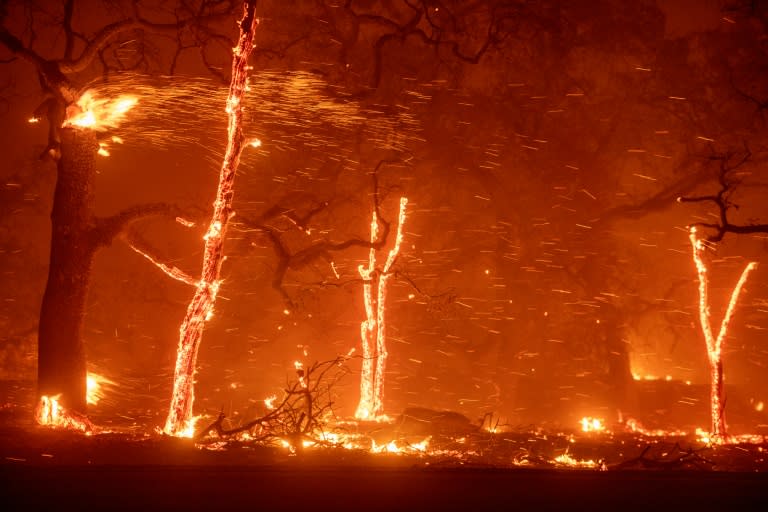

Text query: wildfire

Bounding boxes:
[86,372,116,405]
[35,395,92,433]
[63,90,138,131]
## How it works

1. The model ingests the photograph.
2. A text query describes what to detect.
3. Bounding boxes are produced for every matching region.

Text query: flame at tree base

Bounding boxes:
[35,395,93,434]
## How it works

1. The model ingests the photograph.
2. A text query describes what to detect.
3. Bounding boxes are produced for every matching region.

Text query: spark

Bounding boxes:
[689,227,757,438]
[355,197,408,420]
[163,0,259,437]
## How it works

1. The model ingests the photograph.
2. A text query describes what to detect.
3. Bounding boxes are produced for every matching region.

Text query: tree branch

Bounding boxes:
[59,6,235,74]
[678,146,767,241]
[121,228,197,286]
[93,202,199,247]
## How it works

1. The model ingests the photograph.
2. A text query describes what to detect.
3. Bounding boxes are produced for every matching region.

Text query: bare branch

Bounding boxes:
[93,202,199,246]
[60,8,235,75]
[122,229,197,286]
[0,26,47,69]
[196,357,350,445]
[678,146,767,241]
[63,0,75,60]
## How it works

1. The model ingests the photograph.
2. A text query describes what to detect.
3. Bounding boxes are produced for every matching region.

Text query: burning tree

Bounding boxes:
[678,151,763,439]
[163,0,259,437]
[0,1,237,415]
[688,228,756,439]
[356,196,408,420]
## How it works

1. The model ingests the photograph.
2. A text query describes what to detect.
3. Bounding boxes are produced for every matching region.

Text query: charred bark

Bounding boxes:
[37,127,99,414]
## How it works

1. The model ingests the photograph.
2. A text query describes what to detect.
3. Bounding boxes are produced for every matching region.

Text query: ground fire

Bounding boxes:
[2,0,768,509]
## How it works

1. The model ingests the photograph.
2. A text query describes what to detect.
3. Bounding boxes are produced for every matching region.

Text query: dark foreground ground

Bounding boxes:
[3,463,768,511]
[2,425,767,512]
[2,385,768,512]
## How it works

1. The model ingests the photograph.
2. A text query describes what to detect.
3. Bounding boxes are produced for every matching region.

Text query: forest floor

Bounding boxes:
[2,379,768,510]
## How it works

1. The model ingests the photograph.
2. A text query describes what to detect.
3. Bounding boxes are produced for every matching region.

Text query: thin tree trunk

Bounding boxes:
[710,358,726,437]
[37,127,99,413]
[163,0,259,436]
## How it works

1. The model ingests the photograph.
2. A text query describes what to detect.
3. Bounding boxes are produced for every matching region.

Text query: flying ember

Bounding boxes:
[5,2,768,507]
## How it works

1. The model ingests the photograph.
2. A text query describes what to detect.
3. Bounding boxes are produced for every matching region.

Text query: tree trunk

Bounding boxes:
[37,127,98,414]
[710,357,726,438]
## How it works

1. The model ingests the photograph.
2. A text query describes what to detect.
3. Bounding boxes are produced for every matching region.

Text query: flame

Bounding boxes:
[172,415,201,439]
[86,372,116,405]
[623,418,689,437]
[580,416,605,433]
[63,90,138,131]
[295,360,307,388]
[371,437,430,454]
[554,453,599,469]
[264,395,277,410]
[35,395,92,433]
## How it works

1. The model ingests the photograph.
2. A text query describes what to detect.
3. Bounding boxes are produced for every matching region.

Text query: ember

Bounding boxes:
[2,3,768,508]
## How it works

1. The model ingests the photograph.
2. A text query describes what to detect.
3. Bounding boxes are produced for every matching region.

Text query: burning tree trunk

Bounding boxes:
[355,197,407,420]
[689,227,757,439]
[163,0,259,437]
[37,127,99,414]
[1,1,246,424]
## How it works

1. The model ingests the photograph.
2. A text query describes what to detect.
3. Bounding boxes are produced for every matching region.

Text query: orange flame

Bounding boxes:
[86,372,116,406]
[63,90,138,131]
[35,395,92,433]
[580,416,605,433]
